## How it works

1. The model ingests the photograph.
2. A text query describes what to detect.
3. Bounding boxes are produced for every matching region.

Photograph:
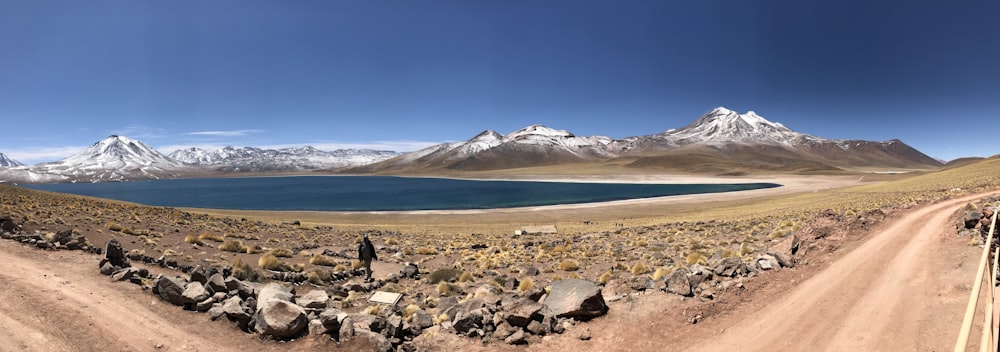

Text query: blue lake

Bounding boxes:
[24,176,780,211]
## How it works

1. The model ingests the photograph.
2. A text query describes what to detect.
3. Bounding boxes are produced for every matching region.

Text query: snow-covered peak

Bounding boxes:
[0,153,24,167]
[660,107,813,145]
[504,124,573,141]
[167,145,399,171]
[61,135,181,167]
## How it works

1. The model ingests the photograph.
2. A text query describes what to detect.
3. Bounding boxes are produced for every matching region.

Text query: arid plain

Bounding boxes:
[2,159,999,351]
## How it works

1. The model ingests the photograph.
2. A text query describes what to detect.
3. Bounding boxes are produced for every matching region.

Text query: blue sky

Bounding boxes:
[1,1,997,164]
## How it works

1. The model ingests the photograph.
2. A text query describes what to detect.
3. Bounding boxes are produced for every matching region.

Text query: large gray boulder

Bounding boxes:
[713,257,742,277]
[768,234,800,268]
[355,329,392,352]
[664,269,692,296]
[104,239,130,268]
[182,282,210,305]
[223,296,252,329]
[409,310,434,333]
[154,276,187,306]
[297,290,329,309]
[452,308,485,334]
[319,308,344,333]
[256,282,294,311]
[504,298,544,327]
[51,228,74,245]
[206,273,227,293]
[0,215,18,234]
[254,299,308,339]
[543,279,608,320]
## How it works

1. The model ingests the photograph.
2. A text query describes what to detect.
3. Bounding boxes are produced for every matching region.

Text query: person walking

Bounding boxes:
[358,234,377,282]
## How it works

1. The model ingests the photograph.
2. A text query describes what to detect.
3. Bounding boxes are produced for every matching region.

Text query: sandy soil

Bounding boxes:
[0,187,989,351]
[0,240,293,352]
[679,191,993,351]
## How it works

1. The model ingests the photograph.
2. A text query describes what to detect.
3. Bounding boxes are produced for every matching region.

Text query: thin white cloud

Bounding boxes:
[261,140,443,152]
[2,146,87,165]
[110,125,167,139]
[159,140,443,154]
[186,129,263,137]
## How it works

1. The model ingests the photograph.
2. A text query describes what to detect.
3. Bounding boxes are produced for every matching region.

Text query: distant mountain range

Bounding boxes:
[353,107,942,175]
[0,153,23,168]
[0,136,399,183]
[0,107,943,183]
[168,146,398,172]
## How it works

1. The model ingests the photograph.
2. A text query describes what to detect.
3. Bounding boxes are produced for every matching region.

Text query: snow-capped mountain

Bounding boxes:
[0,135,187,183]
[357,107,942,173]
[661,107,816,145]
[168,146,399,172]
[354,124,614,172]
[0,153,23,167]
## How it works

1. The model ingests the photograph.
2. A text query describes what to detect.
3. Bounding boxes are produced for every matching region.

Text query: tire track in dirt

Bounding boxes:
[0,241,267,352]
[684,192,995,351]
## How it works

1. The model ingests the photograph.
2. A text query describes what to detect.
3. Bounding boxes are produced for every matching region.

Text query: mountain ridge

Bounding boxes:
[0,153,24,168]
[353,107,942,174]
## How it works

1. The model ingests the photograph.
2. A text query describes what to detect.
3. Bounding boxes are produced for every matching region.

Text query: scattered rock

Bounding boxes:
[339,316,355,341]
[409,310,434,332]
[104,239,130,268]
[578,327,592,340]
[254,299,308,339]
[453,308,485,334]
[400,263,419,279]
[713,257,742,277]
[154,276,187,306]
[111,267,139,282]
[664,269,692,296]
[757,254,778,271]
[99,262,116,276]
[202,275,223,293]
[768,234,800,268]
[384,314,404,339]
[256,282,294,311]
[504,298,544,327]
[50,228,74,245]
[222,296,252,329]
[208,304,225,321]
[181,282,210,306]
[355,329,392,352]
[543,279,608,320]
[504,330,527,345]
[297,290,329,309]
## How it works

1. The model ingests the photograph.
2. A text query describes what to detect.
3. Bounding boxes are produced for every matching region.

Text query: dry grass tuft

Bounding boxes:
[183,234,204,246]
[631,262,651,275]
[258,253,302,272]
[518,277,535,292]
[219,240,247,253]
[558,259,580,272]
[232,257,260,282]
[427,268,462,284]
[309,254,338,267]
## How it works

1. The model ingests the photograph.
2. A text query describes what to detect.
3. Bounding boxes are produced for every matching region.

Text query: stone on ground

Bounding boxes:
[542,279,608,320]
[254,299,308,339]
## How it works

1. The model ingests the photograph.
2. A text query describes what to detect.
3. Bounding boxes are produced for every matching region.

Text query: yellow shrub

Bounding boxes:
[598,270,613,284]
[631,262,651,275]
[183,234,204,246]
[219,240,247,253]
[309,254,338,267]
[559,259,580,272]
[518,277,535,292]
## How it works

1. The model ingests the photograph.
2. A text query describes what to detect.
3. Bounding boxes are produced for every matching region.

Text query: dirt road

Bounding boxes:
[683,192,995,352]
[0,191,991,352]
[0,240,290,352]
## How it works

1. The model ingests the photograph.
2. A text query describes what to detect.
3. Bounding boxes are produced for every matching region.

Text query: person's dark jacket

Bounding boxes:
[358,237,377,262]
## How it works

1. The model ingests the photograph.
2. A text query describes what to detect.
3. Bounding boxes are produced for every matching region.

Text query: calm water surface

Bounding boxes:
[24,176,780,211]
